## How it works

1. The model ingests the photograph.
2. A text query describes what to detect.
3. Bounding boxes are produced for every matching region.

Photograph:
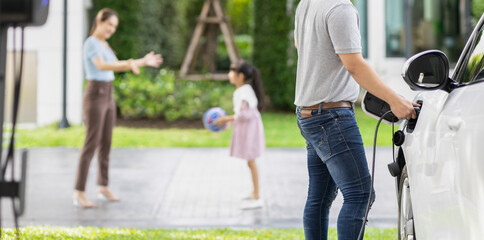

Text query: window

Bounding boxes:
[385,0,405,57]
[458,27,484,84]
[385,0,465,62]
[5,52,38,123]
[411,0,462,62]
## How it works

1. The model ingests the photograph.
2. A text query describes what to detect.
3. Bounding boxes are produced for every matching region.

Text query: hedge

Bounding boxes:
[114,69,234,121]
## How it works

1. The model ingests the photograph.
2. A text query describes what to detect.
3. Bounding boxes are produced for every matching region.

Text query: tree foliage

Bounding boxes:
[90,0,140,61]
[91,0,240,70]
[91,0,302,111]
[253,0,299,110]
[227,0,253,34]
[91,0,195,69]
[473,0,484,23]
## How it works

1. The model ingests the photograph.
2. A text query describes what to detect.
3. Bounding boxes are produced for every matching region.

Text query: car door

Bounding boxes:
[404,15,484,239]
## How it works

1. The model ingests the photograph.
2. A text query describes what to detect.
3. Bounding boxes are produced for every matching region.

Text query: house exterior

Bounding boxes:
[356,0,474,98]
[5,0,476,126]
[5,0,91,126]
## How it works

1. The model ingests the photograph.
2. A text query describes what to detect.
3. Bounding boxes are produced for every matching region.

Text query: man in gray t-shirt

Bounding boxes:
[294,0,417,239]
[294,0,361,106]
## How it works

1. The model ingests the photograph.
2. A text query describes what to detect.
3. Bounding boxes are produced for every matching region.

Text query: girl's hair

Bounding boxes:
[232,60,265,110]
[90,8,118,35]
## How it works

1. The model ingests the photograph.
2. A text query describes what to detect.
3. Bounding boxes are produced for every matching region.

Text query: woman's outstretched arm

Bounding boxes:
[92,51,163,74]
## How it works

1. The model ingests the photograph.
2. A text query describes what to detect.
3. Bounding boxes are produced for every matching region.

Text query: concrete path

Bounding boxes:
[2,147,399,229]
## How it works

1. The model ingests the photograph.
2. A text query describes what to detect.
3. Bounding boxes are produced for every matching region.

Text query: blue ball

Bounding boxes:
[203,107,228,132]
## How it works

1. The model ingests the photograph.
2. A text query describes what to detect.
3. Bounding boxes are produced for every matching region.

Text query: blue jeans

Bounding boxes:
[296,106,374,240]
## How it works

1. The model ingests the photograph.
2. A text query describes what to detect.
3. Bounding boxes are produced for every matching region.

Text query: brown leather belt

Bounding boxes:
[299,101,352,117]
[300,101,352,110]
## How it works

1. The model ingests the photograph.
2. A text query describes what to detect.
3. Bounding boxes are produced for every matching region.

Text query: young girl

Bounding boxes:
[216,60,265,209]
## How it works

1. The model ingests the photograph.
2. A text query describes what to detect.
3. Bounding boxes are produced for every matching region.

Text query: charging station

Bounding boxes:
[0,0,50,232]
[0,0,50,26]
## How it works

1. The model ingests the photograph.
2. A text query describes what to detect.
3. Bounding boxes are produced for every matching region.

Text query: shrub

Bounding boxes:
[114,69,234,121]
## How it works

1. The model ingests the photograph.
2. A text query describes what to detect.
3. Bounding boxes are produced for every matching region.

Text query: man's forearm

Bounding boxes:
[347,61,400,106]
[339,53,417,119]
[339,53,399,106]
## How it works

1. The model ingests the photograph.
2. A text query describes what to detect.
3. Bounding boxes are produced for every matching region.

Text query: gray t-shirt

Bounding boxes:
[294,0,362,106]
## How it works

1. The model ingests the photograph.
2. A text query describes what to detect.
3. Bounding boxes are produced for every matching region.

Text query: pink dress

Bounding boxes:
[230,85,265,161]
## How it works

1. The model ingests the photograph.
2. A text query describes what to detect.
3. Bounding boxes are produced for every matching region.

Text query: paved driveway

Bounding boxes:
[2,147,397,228]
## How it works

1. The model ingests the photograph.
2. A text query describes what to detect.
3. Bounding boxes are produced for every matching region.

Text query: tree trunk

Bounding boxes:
[201,7,218,73]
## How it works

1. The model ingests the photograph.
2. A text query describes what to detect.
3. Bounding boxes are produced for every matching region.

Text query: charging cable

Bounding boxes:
[357,106,420,239]
[0,25,25,240]
[357,110,394,240]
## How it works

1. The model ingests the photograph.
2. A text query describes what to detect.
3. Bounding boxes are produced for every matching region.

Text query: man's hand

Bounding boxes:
[389,97,420,120]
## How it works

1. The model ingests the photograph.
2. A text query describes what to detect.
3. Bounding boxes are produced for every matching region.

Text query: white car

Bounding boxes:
[390,14,484,240]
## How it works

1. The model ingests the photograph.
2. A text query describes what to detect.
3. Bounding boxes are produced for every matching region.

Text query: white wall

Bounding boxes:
[7,0,87,126]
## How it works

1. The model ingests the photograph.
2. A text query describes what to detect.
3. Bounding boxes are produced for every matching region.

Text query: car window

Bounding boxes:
[459,27,484,84]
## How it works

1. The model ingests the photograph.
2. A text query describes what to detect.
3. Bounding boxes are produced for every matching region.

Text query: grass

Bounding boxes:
[14,107,396,148]
[2,227,397,239]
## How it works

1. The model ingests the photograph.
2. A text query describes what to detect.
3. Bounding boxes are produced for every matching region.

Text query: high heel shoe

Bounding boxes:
[96,190,120,202]
[72,195,97,208]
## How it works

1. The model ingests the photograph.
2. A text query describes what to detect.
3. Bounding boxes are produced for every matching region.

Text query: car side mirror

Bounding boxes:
[402,50,450,91]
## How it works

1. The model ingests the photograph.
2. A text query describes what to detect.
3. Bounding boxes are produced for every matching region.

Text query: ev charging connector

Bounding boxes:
[358,91,421,240]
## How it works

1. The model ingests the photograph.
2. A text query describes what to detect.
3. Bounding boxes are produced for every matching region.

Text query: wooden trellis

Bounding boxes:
[179,0,241,81]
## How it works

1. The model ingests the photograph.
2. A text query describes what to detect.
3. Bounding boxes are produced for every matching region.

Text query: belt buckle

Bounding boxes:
[300,109,313,117]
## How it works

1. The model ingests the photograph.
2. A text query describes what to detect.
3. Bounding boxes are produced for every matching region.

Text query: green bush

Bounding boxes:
[114,69,234,121]
[253,0,299,110]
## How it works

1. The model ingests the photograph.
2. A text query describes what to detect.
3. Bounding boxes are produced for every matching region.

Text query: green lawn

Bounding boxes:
[15,107,396,148]
[2,227,397,239]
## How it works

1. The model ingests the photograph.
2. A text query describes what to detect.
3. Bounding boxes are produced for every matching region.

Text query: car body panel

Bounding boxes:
[357,14,484,240]
[403,82,484,239]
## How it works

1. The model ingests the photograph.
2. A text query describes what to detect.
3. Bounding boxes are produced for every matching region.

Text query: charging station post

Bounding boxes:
[0,0,50,235]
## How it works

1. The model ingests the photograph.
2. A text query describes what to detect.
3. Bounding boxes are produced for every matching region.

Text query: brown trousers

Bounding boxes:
[74,81,116,191]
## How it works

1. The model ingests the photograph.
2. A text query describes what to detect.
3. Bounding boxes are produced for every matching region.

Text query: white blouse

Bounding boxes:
[233,84,258,114]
